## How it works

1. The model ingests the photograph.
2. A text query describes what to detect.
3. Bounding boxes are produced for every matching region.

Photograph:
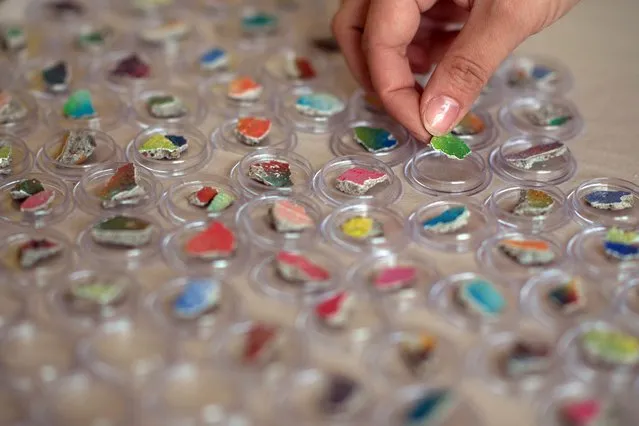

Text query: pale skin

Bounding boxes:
[332,0,581,141]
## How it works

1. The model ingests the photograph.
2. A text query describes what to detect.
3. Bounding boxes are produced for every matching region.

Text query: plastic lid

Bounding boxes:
[211,112,297,155]
[567,177,639,228]
[129,83,207,128]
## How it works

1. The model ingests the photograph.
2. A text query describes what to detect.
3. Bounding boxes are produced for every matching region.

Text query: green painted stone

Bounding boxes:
[582,329,639,366]
[208,190,235,213]
[71,281,124,305]
[63,90,96,119]
[430,133,471,160]
[10,178,44,200]
[94,215,150,231]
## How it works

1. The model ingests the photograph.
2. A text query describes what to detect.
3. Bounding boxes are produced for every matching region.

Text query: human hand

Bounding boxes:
[332,0,581,141]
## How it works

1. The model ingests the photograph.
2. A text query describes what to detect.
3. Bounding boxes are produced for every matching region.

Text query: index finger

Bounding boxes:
[363,0,437,141]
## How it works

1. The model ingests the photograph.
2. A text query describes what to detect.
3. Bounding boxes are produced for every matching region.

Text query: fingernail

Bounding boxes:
[422,95,460,136]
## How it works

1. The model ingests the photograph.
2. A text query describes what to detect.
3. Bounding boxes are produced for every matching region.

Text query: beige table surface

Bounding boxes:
[2,0,639,425]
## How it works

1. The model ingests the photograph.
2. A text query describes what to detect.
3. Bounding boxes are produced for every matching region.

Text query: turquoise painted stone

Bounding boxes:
[422,206,469,234]
[457,279,506,317]
[405,389,453,426]
[173,278,221,319]
[295,92,344,117]
[63,90,96,119]
[353,126,397,153]
[241,12,278,34]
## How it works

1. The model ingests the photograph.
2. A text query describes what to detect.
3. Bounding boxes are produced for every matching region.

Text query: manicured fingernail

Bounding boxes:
[422,95,460,136]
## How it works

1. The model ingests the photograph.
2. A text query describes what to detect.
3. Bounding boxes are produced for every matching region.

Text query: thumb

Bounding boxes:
[420,2,532,136]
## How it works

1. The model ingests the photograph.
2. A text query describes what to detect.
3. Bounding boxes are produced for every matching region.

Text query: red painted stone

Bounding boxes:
[242,323,278,363]
[314,291,353,327]
[561,399,600,425]
[20,189,55,213]
[185,221,236,259]
[337,167,386,186]
[276,251,330,281]
[374,266,417,291]
[196,186,217,205]
[295,58,316,79]
[235,117,271,145]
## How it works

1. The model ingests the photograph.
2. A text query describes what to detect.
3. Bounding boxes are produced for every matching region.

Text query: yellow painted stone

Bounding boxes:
[340,216,380,239]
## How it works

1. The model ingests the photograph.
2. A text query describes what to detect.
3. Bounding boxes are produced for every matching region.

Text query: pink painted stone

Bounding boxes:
[335,167,389,195]
[276,251,330,282]
[20,189,55,213]
[314,291,354,328]
[561,399,600,425]
[270,200,314,233]
[374,266,417,292]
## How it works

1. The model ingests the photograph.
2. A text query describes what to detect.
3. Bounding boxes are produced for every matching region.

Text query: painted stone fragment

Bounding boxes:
[139,19,189,44]
[335,167,388,195]
[227,77,263,102]
[504,140,566,170]
[173,278,220,319]
[91,215,154,247]
[0,143,12,175]
[606,227,639,245]
[560,399,602,426]
[242,323,280,365]
[398,333,437,374]
[20,189,55,213]
[0,23,26,53]
[604,241,639,261]
[581,329,639,367]
[71,279,125,306]
[455,279,505,317]
[76,26,112,52]
[18,238,62,268]
[319,374,359,414]
[0,91,28,124]
[422,206,469,234]
[187,186,218,208]
[430,133,471,160]
[235,116,271,146]
[373,266,417,292]
[353,126,397,153]
[269,199,314,233]
[241,12,278,35]
[184,221,236,259]
[99,163,147,209]
[200,47,229,71]
[295,92,345,117]
[584,190,634,211]
[41,61,69,94]
[10,178,44,200]
[404,388,453,426]
[512,189,555,216]
[503,340,551,378]
[111,54,151,79]
[498,239,555,266]
[314,291,354,329]
[312,36,340,53]
[207,190,235,213]
[547,278,586,315]
[63,90,96,119]
[363,92,384,113]
[275,251,330,283]
[284,55,316,80]
[145,95,187,119]
[55,129,96,165]
[451,112,485,136]
[248,159,292,187]
[138,133,188,159]
[340,215,384,241]
[507,60,557,90]
[524,103,572,127]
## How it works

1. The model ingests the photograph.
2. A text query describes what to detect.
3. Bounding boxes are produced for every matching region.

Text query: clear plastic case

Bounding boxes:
[17,54,85,100]
[329,119,416,167]
[36,128,124,182]
[409,196,496,253]
[404,146,492,196]
[198,70,276,117]
[0,132,34,180]
[320,201,409,254]
[129,83,207,128]
[261,44,328,89]
[497,54,573,96]
[277,84,349,134]
[127,124,213,178]
[567,177,639,228]
[614,277,639,329]
[488,135,576,185]
[213,4,293,51]
[312,155,402,206]
[484,183,570,234]
[0,89,39,136]
[211,112,297,155]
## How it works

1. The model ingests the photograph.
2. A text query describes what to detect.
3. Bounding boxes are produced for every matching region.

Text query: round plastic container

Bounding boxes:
[0,132,35,180]
[521,266,613,331]
[145,276,238,340]
[174,41,244,83]
[498,95,583,141]
[567,177,639,228]
[0,89,39,137]
[476,232,565,283]
[485,183,570,233]
[73,161,161,216]
[248,245,344,305]
[277,84,349,134]
[236,192,322,252]
[488,135,576,185]
[345,251,440,317]
[329,119,415,167]
[161,219,249,277]
[320,201,409,254]
[450,110,499,152]
[213,5,292,51]
[0,279,24,332]
[614,277,639,330]
[230,149,313,199]
[67,20,121,60]
[261,45,328,89]
[312,155,402,207]
[409,196,496,253]
[497,54,573,95]
[101,49,165,95]
[36,128,124,182]
[211,112,297,155]
[0,382,29,425]
[567,226,639,282]
[363,326,460,387]
[556,318,639,387]
[25,0,95,26]
[199,70,276,117]
[158,175,243,225]
[46,269,140,335]
[19,55,86,100]
[76,215,164,271]
[0,172,73,228]
[78,317,169,390]
[0,320,75,394]
[465,323,558,396]
[428,272,519,333]
[32,370,133,426]
[404,147,492,196]
[127,124,212,178]
[45,84,126,132]
[129,83,207,128]
[133,11,199,53]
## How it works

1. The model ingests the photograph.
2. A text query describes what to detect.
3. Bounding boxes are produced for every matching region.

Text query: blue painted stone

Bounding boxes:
[405,389,452,426]
[584,190,634,210]
[458,279,505,317]
[295,92,345,117]
[604,241,639,261]
[165,134,187,148]
[173,278,220,319]
[531,66,553,80]
[199,48,228,69]
[422,206,469,234]
[353,126,398,153]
